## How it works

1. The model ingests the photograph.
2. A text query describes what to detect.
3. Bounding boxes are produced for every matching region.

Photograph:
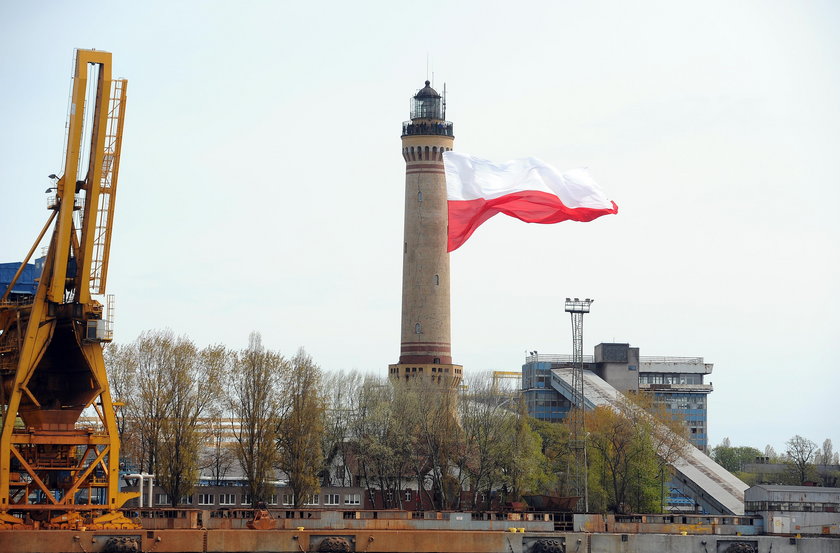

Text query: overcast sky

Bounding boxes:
[2,1,838,454]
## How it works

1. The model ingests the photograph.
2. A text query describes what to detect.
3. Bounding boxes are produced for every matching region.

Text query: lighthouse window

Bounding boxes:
[418,190,423,202]
[433,274,439,285]
[415,323,422,334]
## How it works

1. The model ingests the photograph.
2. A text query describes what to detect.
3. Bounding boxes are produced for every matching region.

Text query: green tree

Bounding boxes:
[585,401,664,514]
[276,349,325,508]
[107,331,225,507]
[158,339,225,507]
[504,399,549,501]
[529,417,575,498]
[711,439,762,473]
[130,331,173,476]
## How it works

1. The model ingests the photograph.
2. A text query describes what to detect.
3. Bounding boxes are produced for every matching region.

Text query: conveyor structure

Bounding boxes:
[549,368,748,515]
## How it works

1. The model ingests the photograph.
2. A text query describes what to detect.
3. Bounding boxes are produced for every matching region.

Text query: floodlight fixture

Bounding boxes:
[565,297,594,314]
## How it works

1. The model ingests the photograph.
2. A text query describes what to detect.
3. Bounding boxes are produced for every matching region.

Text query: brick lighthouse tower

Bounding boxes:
[388,81,463,388]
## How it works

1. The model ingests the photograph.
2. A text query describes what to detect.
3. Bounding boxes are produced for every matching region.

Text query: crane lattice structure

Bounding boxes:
[564,297,593,513]
[491,371,522,400]
[0,50,137,529]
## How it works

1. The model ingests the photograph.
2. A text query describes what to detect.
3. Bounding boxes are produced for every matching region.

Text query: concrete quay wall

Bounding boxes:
[1,529,837,553]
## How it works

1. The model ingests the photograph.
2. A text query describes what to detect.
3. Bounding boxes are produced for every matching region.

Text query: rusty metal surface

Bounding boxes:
[1,529,838,553]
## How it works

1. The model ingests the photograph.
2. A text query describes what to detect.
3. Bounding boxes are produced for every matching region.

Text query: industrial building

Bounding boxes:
[745,485,840,535]
[523,343,713,452]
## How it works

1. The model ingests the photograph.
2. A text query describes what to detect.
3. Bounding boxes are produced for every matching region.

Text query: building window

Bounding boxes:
[244,493,253,506]
[325,494,340,506]
[418,190,423,202]
[198,494,214,505]
[179,495,193,505]
[304,494,319,505]
[433,274,439,285]
[405,490,412,501]
[415,323,422,334]
[282,494,294,506]
[219,493,236,505]
[344,493,360,506]
[156,493,169,506]
[267,494,277,505]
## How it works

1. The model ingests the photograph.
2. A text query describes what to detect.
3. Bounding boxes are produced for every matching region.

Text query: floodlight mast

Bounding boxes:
[564,297,593,512]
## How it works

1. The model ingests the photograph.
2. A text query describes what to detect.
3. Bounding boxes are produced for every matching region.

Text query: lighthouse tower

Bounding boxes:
[388,81,463,388]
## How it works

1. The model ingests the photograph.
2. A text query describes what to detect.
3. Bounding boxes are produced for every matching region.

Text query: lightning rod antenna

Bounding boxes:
[443,82,447,120]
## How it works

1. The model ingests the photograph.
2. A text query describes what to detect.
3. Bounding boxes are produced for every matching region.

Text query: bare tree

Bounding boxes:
[397,379,463,510]
[103,342,137,447]
[202,412,236,486]
[199,346,236,487]
[351,376,411,508]
[815,439,837,487]
[228,332,286,506]
[106,331,226,505]
[784,435,817,485]
[458,372,519,508]
[276,348,325,508]
[816,439,834,466]
[131,331,175,475]
[320,370,363,487]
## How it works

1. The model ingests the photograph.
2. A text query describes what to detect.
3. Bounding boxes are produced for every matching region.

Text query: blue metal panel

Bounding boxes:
[0,260,41,295]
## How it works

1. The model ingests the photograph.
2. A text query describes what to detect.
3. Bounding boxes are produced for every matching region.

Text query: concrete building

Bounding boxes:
[388,81,462,388]
[523,343,713,452]
[131,482,367,512]
[745,485,840,535]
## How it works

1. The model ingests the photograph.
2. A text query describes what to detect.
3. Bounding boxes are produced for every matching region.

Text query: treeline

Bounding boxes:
[105,330,688,514]
[711,436,839,487]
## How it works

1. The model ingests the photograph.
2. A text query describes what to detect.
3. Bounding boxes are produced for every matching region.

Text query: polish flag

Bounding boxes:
[444,152,618,252]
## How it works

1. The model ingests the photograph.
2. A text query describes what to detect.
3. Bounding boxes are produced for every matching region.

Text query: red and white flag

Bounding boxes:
[444,152,618,252]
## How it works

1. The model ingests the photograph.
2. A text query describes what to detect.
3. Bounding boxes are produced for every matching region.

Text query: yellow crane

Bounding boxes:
[0,49,137,529]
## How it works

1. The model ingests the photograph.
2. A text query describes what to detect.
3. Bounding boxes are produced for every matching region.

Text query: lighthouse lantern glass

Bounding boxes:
[411,95,442,120]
